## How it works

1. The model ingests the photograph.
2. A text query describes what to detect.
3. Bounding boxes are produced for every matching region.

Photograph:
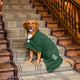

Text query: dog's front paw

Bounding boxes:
[34,61,39,65]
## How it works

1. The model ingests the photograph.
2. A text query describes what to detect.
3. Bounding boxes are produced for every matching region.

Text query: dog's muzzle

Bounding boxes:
[29,26,33,33]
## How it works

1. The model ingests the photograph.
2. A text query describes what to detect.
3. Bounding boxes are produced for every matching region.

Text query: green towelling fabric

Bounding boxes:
[26,29,63,72]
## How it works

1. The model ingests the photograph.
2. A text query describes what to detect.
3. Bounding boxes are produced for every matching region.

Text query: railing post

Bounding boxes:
[59,0,62,12]
[75,7,80,38]
[62,0,65,12]
[53,0,58,15]
[57,0,59,11]
[61,0,66,22]
[72,5,76,34]
[70,3,73,30]
[59,0,63,19]
[66,1,70,27]
[64,0,67,23]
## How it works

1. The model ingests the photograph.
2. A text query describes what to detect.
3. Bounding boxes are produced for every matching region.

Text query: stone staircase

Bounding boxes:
[0,11,17,80]
[1,0,80,79]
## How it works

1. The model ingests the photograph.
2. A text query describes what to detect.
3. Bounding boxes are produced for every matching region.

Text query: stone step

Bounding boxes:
[47,21,58,28]
[32,1,50,15]
[3,13,41,21]
[17,57,73,76]
[58,36,72,46]
[0,49,10,63]
[0,39,8,50]
[17,54,72,62]
[21,70,80,80]
[8,36,57,49]
[32,0,39,1]
[33,4,45,9]
[4,20,46,28]
[2,4,33,9]
[42,15,54,21]
[63,44,80,57]
[69,56,80,71]
[32,1,44,5]
[38,9,49,15]
[3,0,31,4]
[13,45,65,58]
[0,30,7,38]
[48,36,57,44]
[6,28,51,38]
[0,39,7,43]
[2,9,37,14]
[52,27,65,37]
[0,22,3,30]
[0,63,14,79]
[31,0,46,9]
[39,28,51,35]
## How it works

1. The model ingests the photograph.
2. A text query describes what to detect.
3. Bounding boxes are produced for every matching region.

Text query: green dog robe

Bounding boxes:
[26,29,63,72]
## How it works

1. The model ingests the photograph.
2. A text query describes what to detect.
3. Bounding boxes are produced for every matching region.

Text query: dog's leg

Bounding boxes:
[63,59,74,67]
[25,50,33,63]
[34,52,41,65]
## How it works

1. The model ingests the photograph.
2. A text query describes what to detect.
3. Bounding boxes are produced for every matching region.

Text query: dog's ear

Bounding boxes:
[36,21,39,28]
[22,22,27,29]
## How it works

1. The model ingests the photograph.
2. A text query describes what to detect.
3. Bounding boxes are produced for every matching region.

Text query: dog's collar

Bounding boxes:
[27,29,39,43]
[28,34,32,39]
[27,34,32,42]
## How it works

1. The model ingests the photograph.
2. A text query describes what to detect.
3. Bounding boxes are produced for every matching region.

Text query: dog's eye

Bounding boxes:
[27,23,29,25]
[32,22,35,24]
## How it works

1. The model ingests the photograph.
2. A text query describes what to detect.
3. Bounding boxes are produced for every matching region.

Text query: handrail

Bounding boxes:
[41,0,80,44]
[74,0,80,6]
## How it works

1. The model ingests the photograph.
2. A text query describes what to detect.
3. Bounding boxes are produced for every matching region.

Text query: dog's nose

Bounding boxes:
[29,25,32,29]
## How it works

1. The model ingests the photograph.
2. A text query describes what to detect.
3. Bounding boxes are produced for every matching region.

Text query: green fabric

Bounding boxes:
[26,29,63,72]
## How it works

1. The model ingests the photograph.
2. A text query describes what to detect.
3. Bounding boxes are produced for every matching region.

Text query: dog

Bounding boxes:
[23,19,41,65]
[22,19,74,72]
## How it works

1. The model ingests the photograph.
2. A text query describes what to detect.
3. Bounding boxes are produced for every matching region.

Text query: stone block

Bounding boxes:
[7,28,26,38]
[2,9,37,14]
[3,4,33,9]
[3,13,41,21]
[4,20,46,28]
[3,0,30,4]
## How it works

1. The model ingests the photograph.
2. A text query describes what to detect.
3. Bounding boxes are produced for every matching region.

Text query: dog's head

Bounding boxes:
[22,19,39,33]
